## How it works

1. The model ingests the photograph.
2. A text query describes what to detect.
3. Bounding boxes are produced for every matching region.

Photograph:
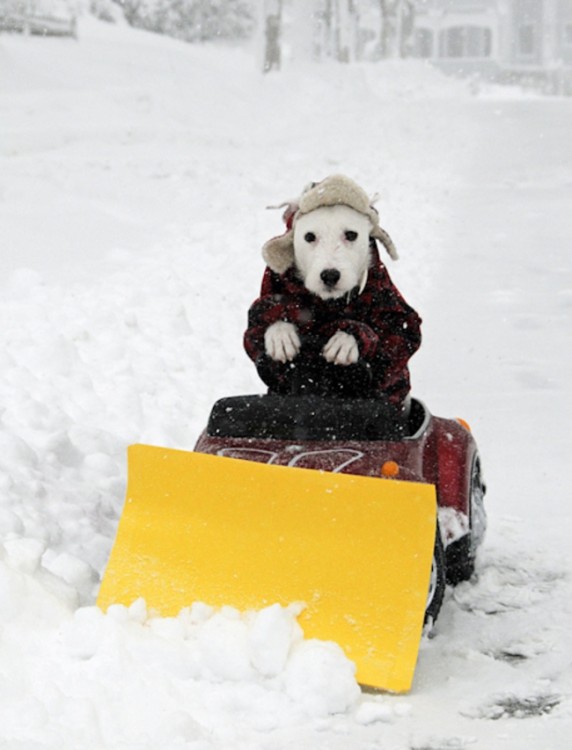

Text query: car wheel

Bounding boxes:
[424,527,446,626]
[445,455,487,585]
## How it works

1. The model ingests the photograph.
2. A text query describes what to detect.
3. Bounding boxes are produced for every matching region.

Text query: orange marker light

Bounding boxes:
[381,461,400,478]
[456,418,471,432]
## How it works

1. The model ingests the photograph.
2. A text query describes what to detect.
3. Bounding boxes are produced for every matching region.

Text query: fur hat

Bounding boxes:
[262,175,398,274]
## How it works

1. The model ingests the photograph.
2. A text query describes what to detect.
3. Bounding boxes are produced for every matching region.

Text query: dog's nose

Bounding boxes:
[320,269,341,288]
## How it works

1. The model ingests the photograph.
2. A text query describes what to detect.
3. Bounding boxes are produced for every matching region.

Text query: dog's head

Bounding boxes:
[262,175,398,292]
[293,205,372,300]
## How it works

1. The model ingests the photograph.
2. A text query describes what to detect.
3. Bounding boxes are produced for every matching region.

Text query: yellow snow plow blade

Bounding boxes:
[98,445,437,692]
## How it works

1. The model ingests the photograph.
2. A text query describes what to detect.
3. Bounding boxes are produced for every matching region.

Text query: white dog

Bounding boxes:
[264,204,373,366]
[244,175,419,405]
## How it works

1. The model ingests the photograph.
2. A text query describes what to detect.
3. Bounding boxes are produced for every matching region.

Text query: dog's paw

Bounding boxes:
[264,321,301,363]
[322,331,359,365]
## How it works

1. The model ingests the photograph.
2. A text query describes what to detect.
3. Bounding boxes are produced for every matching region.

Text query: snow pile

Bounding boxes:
[0,570,360,746]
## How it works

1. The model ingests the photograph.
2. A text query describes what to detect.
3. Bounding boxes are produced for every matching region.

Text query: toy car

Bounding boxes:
[194,392,487,624]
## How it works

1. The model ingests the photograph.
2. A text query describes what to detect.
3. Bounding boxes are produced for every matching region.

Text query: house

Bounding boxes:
[0,0,77,37]
[412,0,572,92]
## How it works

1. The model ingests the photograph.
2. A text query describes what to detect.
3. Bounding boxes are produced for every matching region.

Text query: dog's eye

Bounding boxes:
[344,230,358,242]
[304,232,317,243]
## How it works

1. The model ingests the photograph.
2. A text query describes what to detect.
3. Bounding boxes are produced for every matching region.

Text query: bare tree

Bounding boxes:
[263,0,283,72]
[399,0,417,57]
[377,0,417,58]
[261,0,400,70]
[326,0,361,63]
[321,0,335,59]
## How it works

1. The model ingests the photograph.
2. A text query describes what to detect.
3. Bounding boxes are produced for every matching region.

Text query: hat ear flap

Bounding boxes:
[371,225,399,261]
[262,231,295,274]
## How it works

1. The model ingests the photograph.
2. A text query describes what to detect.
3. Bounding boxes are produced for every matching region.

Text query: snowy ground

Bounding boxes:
[1,18,571,749]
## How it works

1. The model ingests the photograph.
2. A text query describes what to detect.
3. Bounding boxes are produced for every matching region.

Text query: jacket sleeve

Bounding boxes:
[319,318,380,359]
[243,268,305,363]
[367,266,422,371]
[316,265,421,366]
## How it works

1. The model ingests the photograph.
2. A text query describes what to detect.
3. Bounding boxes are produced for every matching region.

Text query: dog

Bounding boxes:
[265,203,373,368]
[244,175,421,406]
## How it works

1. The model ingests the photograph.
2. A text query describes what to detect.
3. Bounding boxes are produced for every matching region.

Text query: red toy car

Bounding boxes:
[194,393,487,624]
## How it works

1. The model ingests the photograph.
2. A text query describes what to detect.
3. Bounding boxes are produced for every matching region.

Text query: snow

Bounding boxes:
[1,16,572,749]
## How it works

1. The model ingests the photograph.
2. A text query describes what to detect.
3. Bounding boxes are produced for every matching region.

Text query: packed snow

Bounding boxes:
[1,17,571,749]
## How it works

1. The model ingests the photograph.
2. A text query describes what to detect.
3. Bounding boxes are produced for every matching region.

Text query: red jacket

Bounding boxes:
[244,244,422,404]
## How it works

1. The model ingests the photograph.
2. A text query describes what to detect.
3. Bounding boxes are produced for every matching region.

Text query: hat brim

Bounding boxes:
[262,231,295,275]
[371,224,398,261]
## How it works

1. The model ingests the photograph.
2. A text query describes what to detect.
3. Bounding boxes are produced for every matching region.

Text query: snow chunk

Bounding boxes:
[0,508,25,536]
[248,602,303,677]
[198,606,255,681]
[284,640,360,716]
[3,537,45,574]
[0,431,38,470]
[0,557,74,627]
[355,699,395,725]
[42,551,97,590]
[63,605,106,660]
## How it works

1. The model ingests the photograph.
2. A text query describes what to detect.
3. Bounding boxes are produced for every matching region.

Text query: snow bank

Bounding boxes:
[0,554,359,747]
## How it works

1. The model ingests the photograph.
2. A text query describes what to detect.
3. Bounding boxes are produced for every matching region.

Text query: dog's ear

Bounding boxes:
[262,231,295,274]
[371,225,398,261]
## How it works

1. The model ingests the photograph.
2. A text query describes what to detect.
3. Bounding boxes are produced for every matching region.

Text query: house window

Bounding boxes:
[414,28,434,58]
[518,24,536,55]
[440,26,492,59]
